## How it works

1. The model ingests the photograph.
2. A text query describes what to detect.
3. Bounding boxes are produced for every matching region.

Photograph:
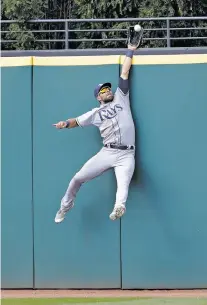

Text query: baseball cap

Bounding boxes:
[94,82,111,98]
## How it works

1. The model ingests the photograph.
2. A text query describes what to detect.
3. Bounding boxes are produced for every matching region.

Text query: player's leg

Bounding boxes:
[110,152,135,220]
[61,152,111,208]
[55,149,113,223]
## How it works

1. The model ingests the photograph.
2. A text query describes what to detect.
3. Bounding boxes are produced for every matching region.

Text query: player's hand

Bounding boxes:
[128,44,137,51]
[53,121,67,129]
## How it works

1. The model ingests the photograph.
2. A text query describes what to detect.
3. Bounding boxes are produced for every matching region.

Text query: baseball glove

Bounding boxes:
[127,26,144,48]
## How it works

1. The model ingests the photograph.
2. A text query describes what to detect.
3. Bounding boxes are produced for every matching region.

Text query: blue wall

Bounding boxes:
[1,65,33,288]
[33,63,121,288]
[121,63,207,289]
[1,57,207,289]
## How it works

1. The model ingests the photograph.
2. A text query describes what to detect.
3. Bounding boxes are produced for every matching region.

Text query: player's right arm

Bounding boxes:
[53,108,97,129]
[53,118,78,129]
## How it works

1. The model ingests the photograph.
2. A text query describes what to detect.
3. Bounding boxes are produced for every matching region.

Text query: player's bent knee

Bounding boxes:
[72,173,85,185]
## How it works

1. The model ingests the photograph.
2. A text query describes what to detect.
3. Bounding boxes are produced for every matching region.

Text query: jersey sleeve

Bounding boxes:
[115,77,130,104]
[76,109,96,127]
[118,77,129,95]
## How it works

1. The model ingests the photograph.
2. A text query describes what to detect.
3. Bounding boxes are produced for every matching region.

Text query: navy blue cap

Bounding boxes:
[94,82,111,98]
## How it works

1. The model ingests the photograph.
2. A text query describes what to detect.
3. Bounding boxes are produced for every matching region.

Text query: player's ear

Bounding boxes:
[97,95,101,102]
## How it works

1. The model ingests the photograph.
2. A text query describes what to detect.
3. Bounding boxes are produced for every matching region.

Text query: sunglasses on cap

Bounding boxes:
[99,87,111,94]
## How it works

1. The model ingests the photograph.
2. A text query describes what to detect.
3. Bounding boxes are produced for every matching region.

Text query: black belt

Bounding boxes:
[104,144,135,150]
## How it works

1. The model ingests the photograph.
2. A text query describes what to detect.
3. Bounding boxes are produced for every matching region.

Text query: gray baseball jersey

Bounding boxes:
[76,86,135,146]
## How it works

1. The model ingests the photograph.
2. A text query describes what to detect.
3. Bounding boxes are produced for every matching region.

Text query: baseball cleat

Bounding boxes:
[109,204,126,221]
[54,202,74,223]
[55,209,66,223]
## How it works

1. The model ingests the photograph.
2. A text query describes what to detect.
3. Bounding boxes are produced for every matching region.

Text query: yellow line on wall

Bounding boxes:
[0,57,33,67]
[1,54,207,67]
[33,55,120,66]
[120,54,207,65]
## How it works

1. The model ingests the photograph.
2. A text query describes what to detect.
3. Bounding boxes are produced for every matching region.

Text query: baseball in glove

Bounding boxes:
[127,25,144,48]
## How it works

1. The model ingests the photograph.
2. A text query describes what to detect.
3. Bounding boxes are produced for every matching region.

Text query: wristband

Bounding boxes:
[126,49,134,58]
[65,120,70,128]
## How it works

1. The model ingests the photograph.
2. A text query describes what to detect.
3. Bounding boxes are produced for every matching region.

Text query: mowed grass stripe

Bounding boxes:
[1,297,207,305]
[1,297,144,305]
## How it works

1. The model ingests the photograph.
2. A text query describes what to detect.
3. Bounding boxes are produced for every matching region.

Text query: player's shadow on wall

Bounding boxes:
[130,84,142,186]
[131,134,142,185]
[128,67,146,187]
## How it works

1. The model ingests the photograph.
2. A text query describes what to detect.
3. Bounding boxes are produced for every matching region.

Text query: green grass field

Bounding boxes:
[1,298,140,305]
[2,298,207,305]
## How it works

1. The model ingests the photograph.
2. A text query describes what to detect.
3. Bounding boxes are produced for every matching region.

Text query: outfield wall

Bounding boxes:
[1,54,207,288]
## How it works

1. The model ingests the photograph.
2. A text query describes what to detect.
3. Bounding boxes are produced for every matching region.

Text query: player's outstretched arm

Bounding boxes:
[121,25,143,80]
[120,45,137,80]
[53,118,78,129]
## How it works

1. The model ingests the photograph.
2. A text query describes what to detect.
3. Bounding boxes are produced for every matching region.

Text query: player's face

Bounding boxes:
[98,87,114,104]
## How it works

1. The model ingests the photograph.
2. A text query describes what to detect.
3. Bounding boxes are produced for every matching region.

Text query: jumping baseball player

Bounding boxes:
[53,25,143,223]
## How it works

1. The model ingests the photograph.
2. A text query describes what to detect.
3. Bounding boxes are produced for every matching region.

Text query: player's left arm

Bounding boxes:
[119,25,143,95]
[121,45,137,80]
[118,45,136,95]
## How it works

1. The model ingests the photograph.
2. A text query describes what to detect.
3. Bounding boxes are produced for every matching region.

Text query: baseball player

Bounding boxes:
[53,26,143,223]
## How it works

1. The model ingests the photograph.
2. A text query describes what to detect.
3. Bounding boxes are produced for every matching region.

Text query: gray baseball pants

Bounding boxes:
[61,147,135,211]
